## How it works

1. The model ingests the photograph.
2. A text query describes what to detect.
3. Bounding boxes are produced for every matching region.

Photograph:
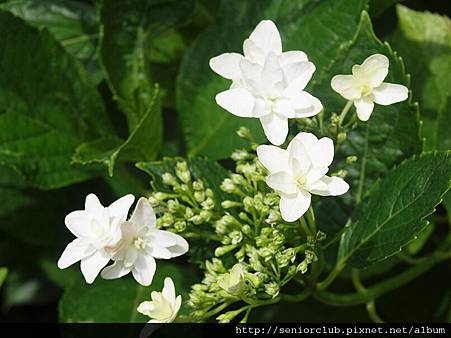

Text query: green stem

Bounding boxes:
[338,101,354,127]
[299,217,312,237]
[314,255,442,306]
[316,263,345,290]
[280,289,311,302]
[203,302,232,318]
[306,206,317,234]
[352,269,385,323]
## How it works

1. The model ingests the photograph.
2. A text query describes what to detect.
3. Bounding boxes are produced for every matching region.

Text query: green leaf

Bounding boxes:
[315,12,421,234]
[99,0,193,124]
[59,262,197,323]
[338,151,451,268]
[177,0,368,160]
[0,11,111,189]
[0,267,7,288]
[72,86,163,176]
[388,5,451,151]
[137,156,232,211]
[0,0,102,83]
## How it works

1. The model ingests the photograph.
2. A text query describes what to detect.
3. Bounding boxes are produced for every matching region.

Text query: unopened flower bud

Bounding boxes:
[346,155,358,164]
[175,161,191,183]
[221,200,241,209]
[162,172,177,186]
[217,264,246,295]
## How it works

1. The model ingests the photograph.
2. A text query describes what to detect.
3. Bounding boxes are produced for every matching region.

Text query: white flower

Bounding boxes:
[137,277,182,323]
[218,263,245,295]
[331,54,408,121]
[57,193,134,284]
[257,133,349,222]
[101,197,189,286]
[210,20,322,145]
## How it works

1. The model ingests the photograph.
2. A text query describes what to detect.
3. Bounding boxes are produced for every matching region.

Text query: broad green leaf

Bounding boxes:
[0,11,111,189]
[338,151,451,268]
[369,0,404,17]
[137,156,232,212]
[99,0,193,125]
[0,0,102,83]
[72,86,163,176]
[315,12,421,235]
[0,165,109,247]
[59,262,197,323]
[0,267,7,288]
[388,5,451,151]
[177,0,368,160]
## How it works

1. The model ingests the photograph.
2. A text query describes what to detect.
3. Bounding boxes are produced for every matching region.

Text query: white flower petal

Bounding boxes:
[101,261,131,280]
[288,132,318,152]
[372,83,408,105]
[354,97,374,121]
[360,54,389,87]
[306,167,329,185]
[57,239,95,269]
[129,197,156,229]
[273,98,295,118]
[154,230,189,257]
[309,137,334,167]
[162,277,176,305]
[295,94,323,118]
[85,194,104,217]
[288,141,312,175]
[132,254,156,286]
[278,51,308,66]
[137,301,155,316]
[331,75,361,100]
[209,53,244,80]
[147,245,173,260]
[309,176,349,196]
[279,189,311,222]
[173,295,182,320]
[282,61,315,91]
[80,250,111,284]
[260,113,288,145]
[242,38,263,64]
[215,88,255,117]
[256,145,290,173]
[245,20,282,60]
[266,172,297,194]
[64,210,92,238]
[108,194,135,220]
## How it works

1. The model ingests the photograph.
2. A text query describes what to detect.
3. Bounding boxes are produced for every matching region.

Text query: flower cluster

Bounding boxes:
[58,194,189,286]
[188,150,321,322]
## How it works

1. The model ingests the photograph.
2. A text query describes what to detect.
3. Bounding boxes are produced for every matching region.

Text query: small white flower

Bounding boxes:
[257,132,349,222]
[210,20,322,145]
[137,277,182,323]
[218,263,245,295]
[101,198,189,286]
[331,54,408,121]
[57,193,135,284]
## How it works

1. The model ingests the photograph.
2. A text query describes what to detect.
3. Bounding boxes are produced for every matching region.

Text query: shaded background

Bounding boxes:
[0,0,450,323]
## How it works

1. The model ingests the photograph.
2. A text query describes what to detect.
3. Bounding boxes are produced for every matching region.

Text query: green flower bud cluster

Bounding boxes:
[187,151,313,322]
[148,161,221,236]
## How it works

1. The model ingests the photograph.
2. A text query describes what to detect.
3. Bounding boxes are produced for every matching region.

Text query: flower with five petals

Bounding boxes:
[137,277,182,323]
[257,132,349,222]
[331,54,408,121]
[101,198,189,286]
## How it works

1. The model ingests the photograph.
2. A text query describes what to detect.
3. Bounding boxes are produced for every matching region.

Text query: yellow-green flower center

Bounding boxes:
[133,237,147,249]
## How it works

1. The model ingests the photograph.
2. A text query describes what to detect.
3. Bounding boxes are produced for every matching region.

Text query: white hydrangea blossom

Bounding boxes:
[101,197,189,286]
[57,194,135,284]
[137,277,182,323]
[331,54,408,121]
[210,20,322,145]
[257,132,349,222]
